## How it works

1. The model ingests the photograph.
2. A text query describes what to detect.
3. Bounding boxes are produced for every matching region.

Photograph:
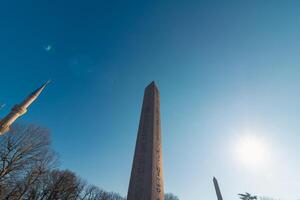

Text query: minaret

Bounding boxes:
[0,81,50,135]
[213,177,223,200]
[127,81,164,200]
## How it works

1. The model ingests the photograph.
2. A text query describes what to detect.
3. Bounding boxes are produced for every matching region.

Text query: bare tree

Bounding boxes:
[0,124,176,200]
[80,185,102,200]
[78,184,126,200]
[33,169,84,200]
[0,124,56,199]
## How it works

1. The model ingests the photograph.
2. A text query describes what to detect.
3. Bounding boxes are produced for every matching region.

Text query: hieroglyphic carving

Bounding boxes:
[153,89,163,199]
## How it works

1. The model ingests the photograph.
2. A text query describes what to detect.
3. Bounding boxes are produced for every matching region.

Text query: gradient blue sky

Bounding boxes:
[1,1,300,199]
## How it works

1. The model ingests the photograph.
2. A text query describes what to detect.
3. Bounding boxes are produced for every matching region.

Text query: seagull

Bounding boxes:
[44,45,52,51]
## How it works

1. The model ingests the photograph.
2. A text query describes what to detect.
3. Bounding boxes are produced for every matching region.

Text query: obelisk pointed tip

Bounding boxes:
[149,80,156,86]
[146,81,158,89]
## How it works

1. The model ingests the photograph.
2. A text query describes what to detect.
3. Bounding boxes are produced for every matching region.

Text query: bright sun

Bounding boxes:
[235,134,270,169]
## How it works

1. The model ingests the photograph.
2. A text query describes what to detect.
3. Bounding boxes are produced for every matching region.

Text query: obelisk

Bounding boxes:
[127,81,164,200]
[0,81,49,135]
[213,177,223,200]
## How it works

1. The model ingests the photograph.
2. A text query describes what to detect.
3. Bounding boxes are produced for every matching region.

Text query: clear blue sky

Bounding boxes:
[1,1,300,199]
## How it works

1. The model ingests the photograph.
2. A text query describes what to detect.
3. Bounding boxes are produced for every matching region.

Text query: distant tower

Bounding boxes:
[0,81,50,135]
[213,177,223,200]
[127,81,164,200]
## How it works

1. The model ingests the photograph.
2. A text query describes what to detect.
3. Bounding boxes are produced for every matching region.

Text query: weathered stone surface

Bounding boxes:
[127,81,164,200]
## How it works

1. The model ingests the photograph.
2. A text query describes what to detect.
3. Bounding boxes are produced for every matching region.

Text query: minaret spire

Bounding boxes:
[213,177,224,200]
[0,81,50,135]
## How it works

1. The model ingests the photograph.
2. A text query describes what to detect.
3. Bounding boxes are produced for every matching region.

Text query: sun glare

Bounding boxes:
[235,134,270,170]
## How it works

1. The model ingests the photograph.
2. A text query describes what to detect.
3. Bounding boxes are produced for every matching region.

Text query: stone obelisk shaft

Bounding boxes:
[127,82,164,200]
[0,81,49,135]
[213,177,223,200]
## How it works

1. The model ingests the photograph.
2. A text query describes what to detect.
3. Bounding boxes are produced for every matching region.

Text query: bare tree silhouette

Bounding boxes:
[0,124,180,200]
